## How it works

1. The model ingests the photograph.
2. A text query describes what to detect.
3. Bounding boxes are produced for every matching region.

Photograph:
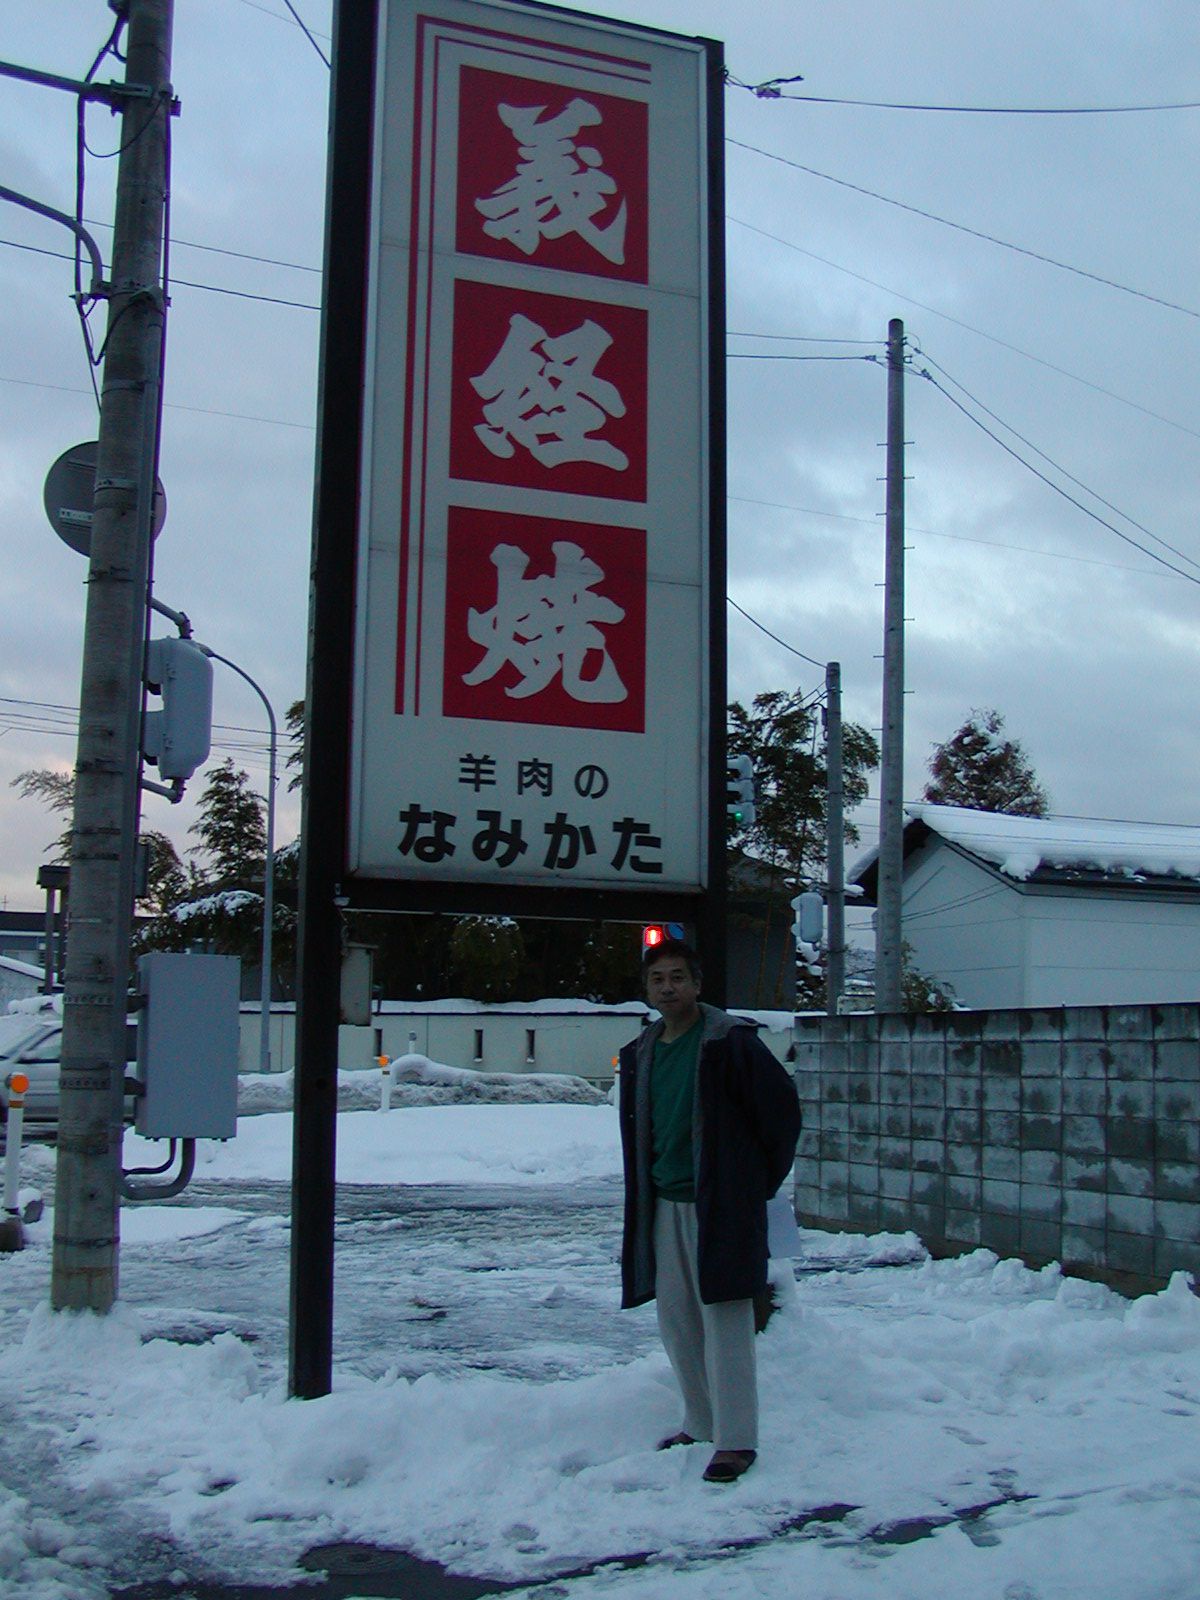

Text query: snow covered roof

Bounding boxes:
[903,803,1200,885]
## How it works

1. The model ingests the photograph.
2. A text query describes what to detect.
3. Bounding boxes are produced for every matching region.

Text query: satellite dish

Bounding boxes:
[43,439,167,557]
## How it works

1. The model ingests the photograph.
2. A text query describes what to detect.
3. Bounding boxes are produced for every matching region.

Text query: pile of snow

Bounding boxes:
[128,1101,624,1187]
[907,802,1200,883]
[237,1055,606,1116]
[168,889,263,920]
[5,993,62,1017]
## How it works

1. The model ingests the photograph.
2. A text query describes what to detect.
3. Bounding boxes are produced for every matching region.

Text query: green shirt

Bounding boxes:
[650,1016,703,1201]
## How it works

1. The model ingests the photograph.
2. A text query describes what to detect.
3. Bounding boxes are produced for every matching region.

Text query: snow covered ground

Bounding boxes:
[1,1097,1199,1599]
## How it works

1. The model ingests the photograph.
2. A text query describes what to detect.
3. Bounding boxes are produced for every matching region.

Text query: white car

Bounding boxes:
[0,1005,64,1134]
[0,1002,140,1141]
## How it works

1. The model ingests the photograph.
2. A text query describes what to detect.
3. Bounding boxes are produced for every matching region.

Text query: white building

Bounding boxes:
[850,804,1200,1010]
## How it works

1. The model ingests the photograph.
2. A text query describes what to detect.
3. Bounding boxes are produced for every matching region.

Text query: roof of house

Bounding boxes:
[851,803,1200,901]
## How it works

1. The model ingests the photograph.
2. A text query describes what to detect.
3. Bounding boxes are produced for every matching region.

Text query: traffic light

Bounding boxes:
[142,636,213,782]
[791,891,825,974]
[642,921,685,952]
[726,753,756,829]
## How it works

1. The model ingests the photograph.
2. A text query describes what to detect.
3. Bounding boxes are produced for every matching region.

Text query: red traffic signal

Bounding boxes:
[642,924,666,951]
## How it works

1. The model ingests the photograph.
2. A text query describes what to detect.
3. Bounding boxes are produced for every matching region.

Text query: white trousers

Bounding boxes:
[653,1199,758,1451]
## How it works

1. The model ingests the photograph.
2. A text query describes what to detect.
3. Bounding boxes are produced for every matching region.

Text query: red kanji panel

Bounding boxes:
[448,278,648,502]
[442,504,647,733]
[456,66,649,284]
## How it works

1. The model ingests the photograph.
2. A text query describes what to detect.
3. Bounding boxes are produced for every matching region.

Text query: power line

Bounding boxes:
[728,137,1200,321]
[725,215,1200,441]
[725,75,1200,116]
[280,0,330,67]
[726,351,874,362]
[916,367,1200,586]
[726,493,1180,580]
[915,350,1200,576]
[726,596,825,669]
[0,235,322,310]
[81,214,321,275]
[0,369,313,429]
[728,330,881,346]
[232,0,330,46]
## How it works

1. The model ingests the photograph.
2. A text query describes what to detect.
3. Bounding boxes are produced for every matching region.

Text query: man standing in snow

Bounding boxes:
[618,938,801,1483]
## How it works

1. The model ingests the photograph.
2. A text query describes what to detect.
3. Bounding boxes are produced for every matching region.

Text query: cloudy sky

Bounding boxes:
[1,1,1197,932]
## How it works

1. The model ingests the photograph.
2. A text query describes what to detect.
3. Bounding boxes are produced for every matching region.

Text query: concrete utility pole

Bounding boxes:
[874,317,906,1013]
[52,0,175,1312]
[824,661,845,1017]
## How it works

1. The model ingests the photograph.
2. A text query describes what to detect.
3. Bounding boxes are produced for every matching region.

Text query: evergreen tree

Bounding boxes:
[923,708,1048,817]
[11,767,188,914]
[139,829,190,915]
[727,688,879,1008]
[728,689,879,878]
[10,767,74,863]
[285,697,305,793]
[446,915,524,1002]
[188,757,267,888]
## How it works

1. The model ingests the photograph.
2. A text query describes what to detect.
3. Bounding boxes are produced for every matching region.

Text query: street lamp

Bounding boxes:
[197,647,277,1076]
[147,599,278,1075]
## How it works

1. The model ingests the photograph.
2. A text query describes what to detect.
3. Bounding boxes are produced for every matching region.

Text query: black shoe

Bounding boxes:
[703,1449,757,1482]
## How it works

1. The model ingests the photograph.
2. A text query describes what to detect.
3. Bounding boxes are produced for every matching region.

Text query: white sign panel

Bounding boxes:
[349,0,714,893]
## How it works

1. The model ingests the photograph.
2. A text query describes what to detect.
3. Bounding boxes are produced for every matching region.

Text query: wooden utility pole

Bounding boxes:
[824,661,845,1017]
[52,0,174,1312]
[874,318,906,1013]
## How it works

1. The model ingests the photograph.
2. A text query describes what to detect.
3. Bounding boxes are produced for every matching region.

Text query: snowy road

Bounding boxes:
[3,1110,1199,1600]
[128,1176,654,1383]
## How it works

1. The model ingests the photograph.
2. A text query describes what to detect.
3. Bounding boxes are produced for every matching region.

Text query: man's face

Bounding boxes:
[645,956,701,1024]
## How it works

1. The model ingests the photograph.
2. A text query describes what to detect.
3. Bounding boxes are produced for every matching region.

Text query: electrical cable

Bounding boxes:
[727,351,874,362]
[727,595,826,669]
[281,0,331,68]
[724,74,1200,115]
[727,137,1200,322]
[725,215,1200,441]
[0,235,322,309]
[915,349,1200,576]
[729,330,881,346]
[916,367,1200,587]
[234,0,331,49]
[727,491,1183,581]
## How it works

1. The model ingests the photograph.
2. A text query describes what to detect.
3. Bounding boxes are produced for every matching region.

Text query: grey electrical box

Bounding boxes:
[340,944,374,1027]
[135,953,240,1139]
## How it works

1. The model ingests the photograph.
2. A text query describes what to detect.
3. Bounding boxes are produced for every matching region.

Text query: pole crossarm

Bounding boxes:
[0,58,155,105]
[0,184,107,295]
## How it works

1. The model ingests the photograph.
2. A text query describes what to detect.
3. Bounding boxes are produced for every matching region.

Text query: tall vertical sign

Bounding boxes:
[350,0,721,904]
[293,0,723,1396]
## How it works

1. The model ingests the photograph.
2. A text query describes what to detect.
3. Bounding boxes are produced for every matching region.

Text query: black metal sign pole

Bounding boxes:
[698,37,728,1007]
[290,0,378,1401]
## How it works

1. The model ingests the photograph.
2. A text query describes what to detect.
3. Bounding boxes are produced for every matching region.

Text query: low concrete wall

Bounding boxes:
[237,1002,798,1085]
[792,1004,1200,1285]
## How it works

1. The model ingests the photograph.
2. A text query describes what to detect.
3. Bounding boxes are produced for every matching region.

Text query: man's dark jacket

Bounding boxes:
[619,1003,802,1309]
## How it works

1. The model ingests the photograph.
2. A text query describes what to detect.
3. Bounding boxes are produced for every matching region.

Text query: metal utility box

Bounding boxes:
[135,953,240,1139]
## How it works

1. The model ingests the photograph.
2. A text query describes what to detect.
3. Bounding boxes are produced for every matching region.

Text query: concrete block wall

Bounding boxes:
[792,1004,1200,1284]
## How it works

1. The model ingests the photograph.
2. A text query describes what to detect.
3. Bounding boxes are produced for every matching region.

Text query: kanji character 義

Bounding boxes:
[474,97,627,265]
